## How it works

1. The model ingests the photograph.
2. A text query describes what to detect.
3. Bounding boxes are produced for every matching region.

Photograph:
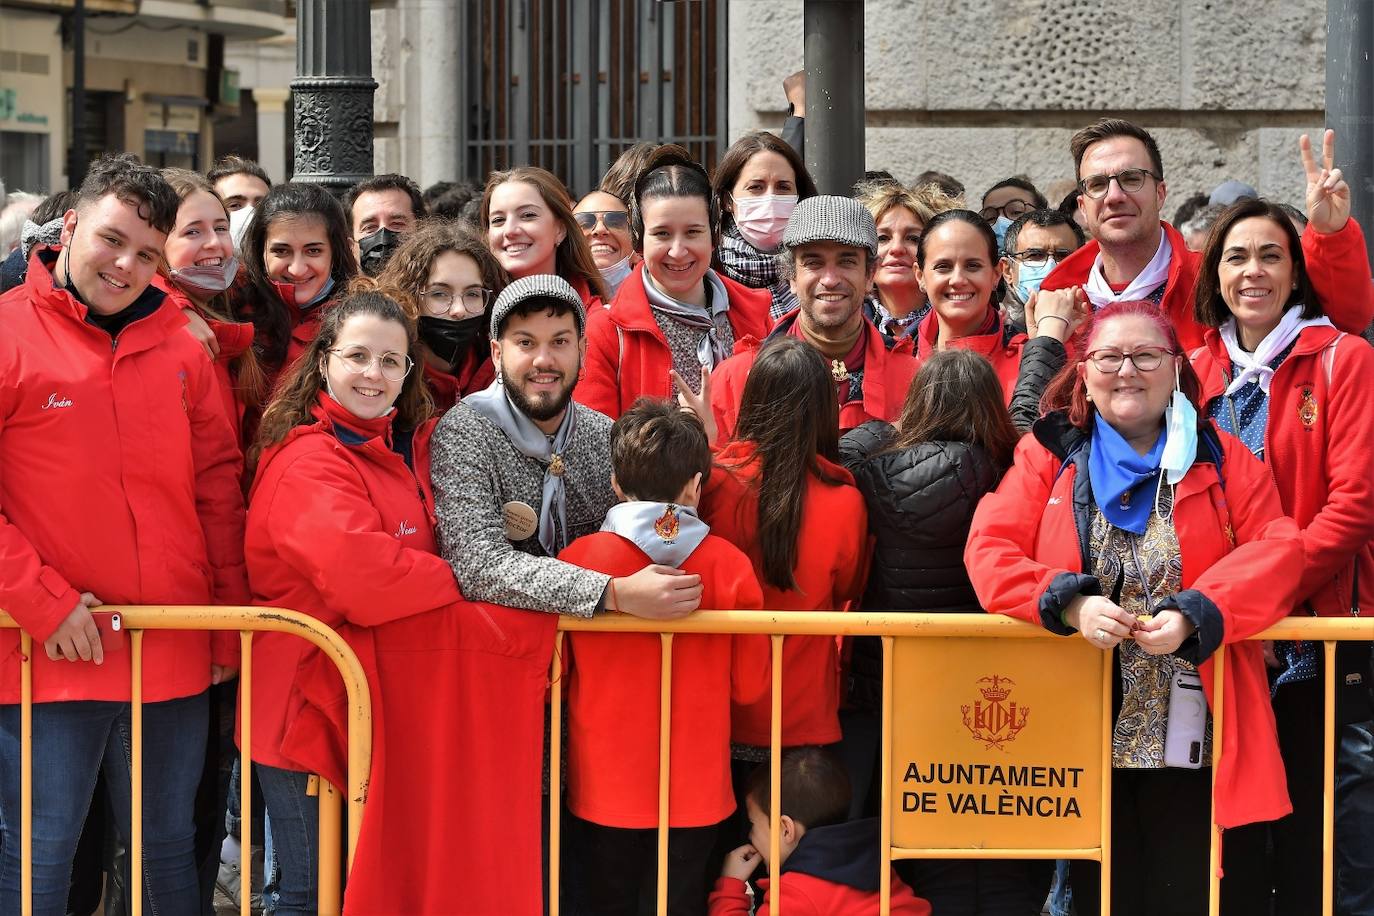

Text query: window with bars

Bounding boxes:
[460,0,727,197]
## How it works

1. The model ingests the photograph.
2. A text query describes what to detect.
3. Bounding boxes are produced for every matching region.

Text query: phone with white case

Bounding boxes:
[1164,668,1207,769]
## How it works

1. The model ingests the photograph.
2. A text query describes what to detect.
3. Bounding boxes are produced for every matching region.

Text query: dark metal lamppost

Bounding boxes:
[803,0,865,197]
[1326,1,1374,272]
[291,0,377,191]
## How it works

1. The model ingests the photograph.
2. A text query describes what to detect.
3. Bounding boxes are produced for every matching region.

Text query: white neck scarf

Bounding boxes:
[1084,226,1172,309]
[1220,305,1333,395]
[600,501,710,567]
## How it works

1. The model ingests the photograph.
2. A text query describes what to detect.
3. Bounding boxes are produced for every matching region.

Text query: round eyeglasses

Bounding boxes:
[980,198,1035,222]
[328,346,414,382]
[422,287,492,317]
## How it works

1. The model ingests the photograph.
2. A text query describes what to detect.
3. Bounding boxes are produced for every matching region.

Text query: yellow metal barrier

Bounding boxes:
[549,611,1374,916]
[0,606,372,916]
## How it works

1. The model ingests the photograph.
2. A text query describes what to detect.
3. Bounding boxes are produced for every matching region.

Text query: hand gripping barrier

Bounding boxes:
[0,606,372,916]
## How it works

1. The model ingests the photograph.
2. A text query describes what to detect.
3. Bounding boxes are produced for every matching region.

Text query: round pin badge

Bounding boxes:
[502,501,539,541]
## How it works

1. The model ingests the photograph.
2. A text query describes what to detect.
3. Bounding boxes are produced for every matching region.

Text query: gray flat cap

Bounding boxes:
[489,273,587,339]
[781,194,878,258]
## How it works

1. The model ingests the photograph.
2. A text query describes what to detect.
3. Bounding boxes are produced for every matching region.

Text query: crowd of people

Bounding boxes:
[0,112,1371,916]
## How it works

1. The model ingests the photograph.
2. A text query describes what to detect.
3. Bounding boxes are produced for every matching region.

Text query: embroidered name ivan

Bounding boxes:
[42,393,73,410]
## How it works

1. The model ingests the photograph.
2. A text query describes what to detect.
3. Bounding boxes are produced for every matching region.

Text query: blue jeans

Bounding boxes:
[258,763,318,916]
[0,691,208,916]
[1048,859,1074,916]
[1337,720,1374,916]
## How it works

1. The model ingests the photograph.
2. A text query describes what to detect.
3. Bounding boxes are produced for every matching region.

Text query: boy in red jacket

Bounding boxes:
[710,748,932,916]
[559,398,769,915]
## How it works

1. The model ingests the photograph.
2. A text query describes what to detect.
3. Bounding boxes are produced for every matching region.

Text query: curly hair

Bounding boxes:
[77,153,179,234]
[375,218,510,319]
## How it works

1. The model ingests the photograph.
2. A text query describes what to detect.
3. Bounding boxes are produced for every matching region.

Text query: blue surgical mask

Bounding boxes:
[1159,362,1198,491]
[1014,257,1057,304]
[992,216,1014,254]
[601,256,633,298]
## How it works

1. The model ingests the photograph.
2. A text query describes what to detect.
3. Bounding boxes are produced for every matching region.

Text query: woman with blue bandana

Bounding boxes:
[966,299,1301,916]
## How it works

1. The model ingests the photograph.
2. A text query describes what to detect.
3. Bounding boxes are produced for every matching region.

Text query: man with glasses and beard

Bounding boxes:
[1039,118,1372,350]
[429,274,704,620]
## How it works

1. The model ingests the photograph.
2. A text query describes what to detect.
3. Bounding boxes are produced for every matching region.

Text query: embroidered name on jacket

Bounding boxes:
[394,519,418,538]
[41,393,73,410]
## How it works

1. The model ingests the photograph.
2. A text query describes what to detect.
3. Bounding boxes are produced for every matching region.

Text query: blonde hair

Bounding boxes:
[856,181,962,228]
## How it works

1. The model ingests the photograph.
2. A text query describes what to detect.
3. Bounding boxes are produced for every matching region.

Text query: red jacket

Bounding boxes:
[578,265,773,418]
[244,392,556,915]
[964,415,1301,827]
[1190,326,1374,617]
[1042,219,1374,351]
[152,273,256,451]
[710,312,919,439]
[560,530,768,828]
[0,250,247,703]
[422,349,496,415]
[701,441,868,746]
[914,308,1024,403]
[709,874,930,916]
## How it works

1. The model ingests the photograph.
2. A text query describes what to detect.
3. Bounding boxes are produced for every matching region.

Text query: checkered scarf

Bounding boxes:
[717,220,798,321]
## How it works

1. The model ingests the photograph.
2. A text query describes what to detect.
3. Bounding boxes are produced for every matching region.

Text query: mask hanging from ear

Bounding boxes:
[1160,361,1198,487]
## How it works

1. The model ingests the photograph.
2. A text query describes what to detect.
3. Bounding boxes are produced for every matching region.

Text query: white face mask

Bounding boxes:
[229,206,255,254]
[732,194,798,252]
[601,255,633,295]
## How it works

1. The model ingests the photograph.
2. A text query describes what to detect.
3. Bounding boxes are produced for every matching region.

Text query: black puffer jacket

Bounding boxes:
[839,420,1006,711]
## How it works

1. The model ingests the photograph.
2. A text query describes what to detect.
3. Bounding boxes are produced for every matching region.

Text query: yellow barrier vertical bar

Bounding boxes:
[130,629,144,916]
[1323,640,1336,916]
[548,630,564,916]
[880,636,894,916]
[656,634,674,915]
[769,634,783,916]
[1100,642,1112,916]
[318,779,342,916]
[20,632,32,916]
[239,632,252,916]
[1207,646,1226,916]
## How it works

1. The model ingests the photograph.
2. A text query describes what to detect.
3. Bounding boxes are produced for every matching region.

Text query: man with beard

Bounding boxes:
[708,195,918,437]
[429,274,704,619]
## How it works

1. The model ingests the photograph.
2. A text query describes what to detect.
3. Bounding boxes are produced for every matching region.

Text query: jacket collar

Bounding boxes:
[915,306,1005,360]
[309,390,396,451]
[608,263,670,338]
[780,819,885,892]
[1043,220,1189,300]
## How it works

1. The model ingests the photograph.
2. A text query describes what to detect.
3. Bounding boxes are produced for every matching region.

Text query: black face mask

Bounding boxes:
[418,314,485,366]
[357,227,402,277]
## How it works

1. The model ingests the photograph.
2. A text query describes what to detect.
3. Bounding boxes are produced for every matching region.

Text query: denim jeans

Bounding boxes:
[258,763,318,916]
[0,691,208,916]
[1048,859,1073,916]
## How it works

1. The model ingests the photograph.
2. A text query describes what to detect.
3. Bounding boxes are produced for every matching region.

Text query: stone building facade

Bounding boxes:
[726,0,1326,213]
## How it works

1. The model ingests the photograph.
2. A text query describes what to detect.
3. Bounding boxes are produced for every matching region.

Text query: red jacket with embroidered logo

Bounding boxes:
[964,418,1301,828]
[578,264,773,418]
[1190,325,1374,617]
[700,441,868,747]
[0,250,247,703]
[914,307,1025,403]
[709,311,919,439]
[560,529,769,828]
[1041,219,1374,351]
[244,392,557,915]
[152,273,256,451]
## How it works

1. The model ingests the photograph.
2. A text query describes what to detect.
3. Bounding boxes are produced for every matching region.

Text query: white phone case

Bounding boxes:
[1164,668,1208,769]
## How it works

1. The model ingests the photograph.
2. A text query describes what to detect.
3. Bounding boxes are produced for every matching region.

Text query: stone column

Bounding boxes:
[254,88,291,183]
[291,0,377,191]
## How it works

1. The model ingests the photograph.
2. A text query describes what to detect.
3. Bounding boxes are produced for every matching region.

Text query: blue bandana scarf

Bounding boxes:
[1089,416,1166,535]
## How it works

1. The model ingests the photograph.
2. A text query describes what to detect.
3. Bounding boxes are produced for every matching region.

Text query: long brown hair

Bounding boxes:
[1039,300,1202,431]
[159,167,267,410]
[250,289,432,472]
[889,350,1018,469]
[731,337,845,591]
[710,131,818,223]
[479,167,608,301]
